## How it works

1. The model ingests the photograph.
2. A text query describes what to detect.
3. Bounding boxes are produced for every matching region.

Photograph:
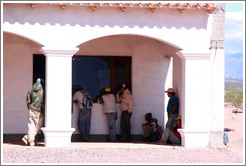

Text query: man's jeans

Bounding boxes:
[166,114,179,128]
[78,108,91,140]
[162,128,181,144]
[106,112,117,141]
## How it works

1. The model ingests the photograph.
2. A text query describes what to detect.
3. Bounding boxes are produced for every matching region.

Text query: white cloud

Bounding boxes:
[225,25,243,40]
[224,10,244,54]
[225,11,244,22]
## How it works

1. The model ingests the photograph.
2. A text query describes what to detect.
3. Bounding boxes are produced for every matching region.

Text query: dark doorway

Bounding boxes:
[72,56,131,100]
[33,54,46,141]
[33,54,45,84]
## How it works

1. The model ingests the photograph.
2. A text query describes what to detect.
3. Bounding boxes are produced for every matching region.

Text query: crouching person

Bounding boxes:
[143,113,163,142]
[156,116,182,145]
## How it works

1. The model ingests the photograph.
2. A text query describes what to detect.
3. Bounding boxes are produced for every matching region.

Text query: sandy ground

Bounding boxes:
[2,103,244,164]
[223,102,244,159]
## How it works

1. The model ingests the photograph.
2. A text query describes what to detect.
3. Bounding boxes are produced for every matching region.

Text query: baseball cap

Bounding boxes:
[105,88,111,92]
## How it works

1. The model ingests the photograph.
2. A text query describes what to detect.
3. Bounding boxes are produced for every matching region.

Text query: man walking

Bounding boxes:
[22,78,44,146]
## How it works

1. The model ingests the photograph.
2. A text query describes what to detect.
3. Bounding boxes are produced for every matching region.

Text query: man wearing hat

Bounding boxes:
[156,115,182,145]
[99,87,117,142]
[116,83,133,141]
[165,88,179,128]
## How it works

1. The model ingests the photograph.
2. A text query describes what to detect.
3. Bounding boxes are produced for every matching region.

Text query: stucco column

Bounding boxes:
[177,51,212,148]
[40,47,78,147]
[165,57,173,126]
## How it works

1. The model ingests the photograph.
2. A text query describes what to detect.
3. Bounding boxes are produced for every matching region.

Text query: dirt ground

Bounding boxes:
[2,102,244,164]
[224,102,244,159]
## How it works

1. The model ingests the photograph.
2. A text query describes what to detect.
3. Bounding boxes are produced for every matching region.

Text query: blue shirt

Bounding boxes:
[167,96,179,115]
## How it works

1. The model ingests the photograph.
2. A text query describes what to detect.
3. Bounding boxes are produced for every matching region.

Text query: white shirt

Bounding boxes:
[102,94,117,113]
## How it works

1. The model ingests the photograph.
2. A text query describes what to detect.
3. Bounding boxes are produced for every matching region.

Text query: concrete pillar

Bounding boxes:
[209,49,225,146]
[177,51,212,148]
[164,57,173,128]
[40,47,78,147]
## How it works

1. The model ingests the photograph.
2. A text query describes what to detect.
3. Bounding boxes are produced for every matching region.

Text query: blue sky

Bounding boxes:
[225,2,244,55]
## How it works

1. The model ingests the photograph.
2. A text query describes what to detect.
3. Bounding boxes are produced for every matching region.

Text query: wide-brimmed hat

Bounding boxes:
[105,88,111,92]
[165,88,176,93]
[175,115,182,120]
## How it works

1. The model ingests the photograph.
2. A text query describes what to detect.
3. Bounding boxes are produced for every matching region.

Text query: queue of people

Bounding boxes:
[22,81,183,146]
[73,83,133,142]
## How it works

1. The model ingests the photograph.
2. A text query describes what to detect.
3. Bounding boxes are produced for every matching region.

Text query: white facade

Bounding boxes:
[2,3,225,147]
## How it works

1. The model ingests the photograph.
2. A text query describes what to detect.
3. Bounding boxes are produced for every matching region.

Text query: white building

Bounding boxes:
[2,2,225,147]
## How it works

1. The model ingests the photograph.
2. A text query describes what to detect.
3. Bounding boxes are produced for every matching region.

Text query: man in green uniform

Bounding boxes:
[22,78,44,146]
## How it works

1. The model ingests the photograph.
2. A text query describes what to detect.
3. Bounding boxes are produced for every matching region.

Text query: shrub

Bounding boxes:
[225,86,243,106]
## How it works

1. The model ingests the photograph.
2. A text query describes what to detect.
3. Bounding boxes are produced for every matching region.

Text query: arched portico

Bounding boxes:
[40,34,181,147]
[3,31,214,147]
[3,3,224,148]
[39,34,213,147]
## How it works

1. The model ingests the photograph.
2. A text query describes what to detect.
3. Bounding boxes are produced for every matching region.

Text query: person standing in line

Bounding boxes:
[116,83,133,141]
[99,88,117,142]
[165,88,179,129]
[73,85,93,142]
[22,78,44,146]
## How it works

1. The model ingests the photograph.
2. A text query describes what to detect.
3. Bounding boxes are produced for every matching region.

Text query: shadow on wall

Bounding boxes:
[3,3,209,29]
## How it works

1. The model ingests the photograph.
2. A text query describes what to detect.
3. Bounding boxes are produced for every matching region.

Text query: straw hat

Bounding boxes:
[165,88,176,93]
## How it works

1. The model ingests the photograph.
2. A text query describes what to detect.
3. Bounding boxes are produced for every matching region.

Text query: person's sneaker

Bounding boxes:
[22,135,28,145]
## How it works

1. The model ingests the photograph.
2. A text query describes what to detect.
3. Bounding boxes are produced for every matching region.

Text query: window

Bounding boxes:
[72,56,131,100]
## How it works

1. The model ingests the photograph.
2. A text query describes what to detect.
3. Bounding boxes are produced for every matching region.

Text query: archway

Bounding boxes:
[71,34,182,141]
[3,32,44,140]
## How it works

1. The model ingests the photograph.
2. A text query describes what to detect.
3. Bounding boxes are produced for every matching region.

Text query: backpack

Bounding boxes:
[82,91,93,109]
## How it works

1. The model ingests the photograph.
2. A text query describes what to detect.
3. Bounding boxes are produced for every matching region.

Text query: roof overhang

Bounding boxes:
[17,2,216,14]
